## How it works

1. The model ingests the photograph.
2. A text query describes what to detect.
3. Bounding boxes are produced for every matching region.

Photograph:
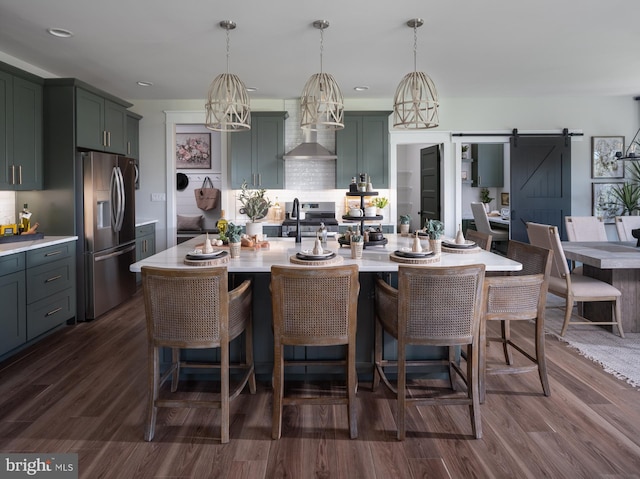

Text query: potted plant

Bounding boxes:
[425,219,444,254]
[238,180,272,237]
[350,233,363,259]
[226,222,242,258]
[399,214,411,236]
[480,187,494,212]
[462,144,470,159]
[372,197,389,215]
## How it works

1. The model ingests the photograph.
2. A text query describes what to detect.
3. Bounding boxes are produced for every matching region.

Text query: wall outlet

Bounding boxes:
[151,193,166,202]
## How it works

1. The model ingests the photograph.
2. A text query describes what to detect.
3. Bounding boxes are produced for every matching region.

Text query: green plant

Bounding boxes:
[462,144,469,152]
[372,197,389,209]
[480,188,493,204]
[351,234,363,243]
[238,180,272,222]
[425,219,444,239]
[399,214,411,224]
[609,182,640,215]
[226,222,242,243]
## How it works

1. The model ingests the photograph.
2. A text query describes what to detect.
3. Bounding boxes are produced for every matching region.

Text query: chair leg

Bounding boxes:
[613,299,625,338]
[478,317,487,403]
[271,343,284,440]
[170,348,180,392]
[535,316,551,397]
[561,296,574,336]
[144,346,159,441]
[468,343,482,439]
[245,321,257,394]
[448,346,458,391]
[501,320,513,365]
[347,342,358,439]
[397,343,406,441]
[372,318,382,391]
[221,342,230,444]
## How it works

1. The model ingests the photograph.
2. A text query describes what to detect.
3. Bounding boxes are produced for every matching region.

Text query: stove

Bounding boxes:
[281,201,339,237]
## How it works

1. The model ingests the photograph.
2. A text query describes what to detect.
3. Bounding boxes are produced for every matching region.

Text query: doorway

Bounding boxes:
[420,145,442,228]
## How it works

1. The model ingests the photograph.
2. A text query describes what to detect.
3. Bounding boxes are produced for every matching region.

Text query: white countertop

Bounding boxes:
[130,234,521,273]
[0,236,78,257]
[135,218,159,227]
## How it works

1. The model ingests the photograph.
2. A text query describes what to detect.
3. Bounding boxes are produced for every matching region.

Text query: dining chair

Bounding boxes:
[564,216,608,241]
[470,202,509,250]
[526,222,624,338]
[479,240,553,403]
[614,215,640,241]
[270,264,360,439]
[373,264,486,440]
[141,266,256,443]
[465,229,492,251]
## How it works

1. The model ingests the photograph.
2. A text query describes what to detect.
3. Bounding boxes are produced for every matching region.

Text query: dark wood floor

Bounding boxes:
[1,290,639,479]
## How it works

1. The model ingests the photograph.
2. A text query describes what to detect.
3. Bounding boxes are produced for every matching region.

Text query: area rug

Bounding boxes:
[544,294,640,388]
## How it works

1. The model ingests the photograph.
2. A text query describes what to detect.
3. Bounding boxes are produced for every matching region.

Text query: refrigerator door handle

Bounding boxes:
[109,166,119,233]
[94,243,136,262]
[115,166,126,232]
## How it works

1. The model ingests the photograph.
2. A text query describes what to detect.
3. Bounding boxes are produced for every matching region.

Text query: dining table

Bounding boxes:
[562,241,640,333]
[131,234,522,379]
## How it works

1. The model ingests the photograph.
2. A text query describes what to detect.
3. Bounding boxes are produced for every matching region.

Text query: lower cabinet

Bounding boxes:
[136,223,156,283]
[0,241,76,359]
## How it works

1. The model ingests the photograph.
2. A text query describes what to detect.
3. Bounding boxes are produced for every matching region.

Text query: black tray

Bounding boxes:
[0,232,45,244]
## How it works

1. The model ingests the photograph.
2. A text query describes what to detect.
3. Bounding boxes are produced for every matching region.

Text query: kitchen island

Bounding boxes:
[130,234,521,379]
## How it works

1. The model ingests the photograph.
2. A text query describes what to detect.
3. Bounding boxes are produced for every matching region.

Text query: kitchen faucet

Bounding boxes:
[292,198,301,243]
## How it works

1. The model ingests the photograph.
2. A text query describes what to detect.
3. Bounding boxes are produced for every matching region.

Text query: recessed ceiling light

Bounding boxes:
[47,28,74,38]
[354,86,369,92]
[246,87,258,92]
[136,81,153,87]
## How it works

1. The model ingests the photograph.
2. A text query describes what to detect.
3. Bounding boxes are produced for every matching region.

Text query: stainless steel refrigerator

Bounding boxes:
[78,151,137,320]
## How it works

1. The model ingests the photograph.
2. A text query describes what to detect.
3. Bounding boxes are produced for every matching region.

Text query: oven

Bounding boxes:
[281,201,340,238]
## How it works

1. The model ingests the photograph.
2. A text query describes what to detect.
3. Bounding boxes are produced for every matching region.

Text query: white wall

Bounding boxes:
[130,96,639,250]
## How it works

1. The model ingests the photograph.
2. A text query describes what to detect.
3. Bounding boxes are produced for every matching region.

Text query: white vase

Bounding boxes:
[245,221,262,238]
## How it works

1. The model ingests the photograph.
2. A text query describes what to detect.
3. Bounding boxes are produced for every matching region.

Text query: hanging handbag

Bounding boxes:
[194,176,220,211]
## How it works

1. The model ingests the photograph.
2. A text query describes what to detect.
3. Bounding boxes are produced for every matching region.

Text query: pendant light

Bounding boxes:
[393,18,439,129]
[300,20,344,131]
[205,20,251,132]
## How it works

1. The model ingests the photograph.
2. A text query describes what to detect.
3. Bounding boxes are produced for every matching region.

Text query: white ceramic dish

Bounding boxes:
[186,250,224,259]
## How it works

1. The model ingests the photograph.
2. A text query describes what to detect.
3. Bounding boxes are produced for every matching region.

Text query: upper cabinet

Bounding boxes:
[471,143,504,187]
[0,63,43,190]
[229,112,286,189]
[76,88,127,154]
[126,111,142,159]
[336,111,391,189]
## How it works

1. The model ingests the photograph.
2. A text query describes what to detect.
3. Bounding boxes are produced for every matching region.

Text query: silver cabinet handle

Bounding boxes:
[45,275,62,283]
[18,165,23,185]
[45,307,62,317]
[103,131,107,147]
[107,131,111,147]
[45,250,62,257]
[11,165,15,185]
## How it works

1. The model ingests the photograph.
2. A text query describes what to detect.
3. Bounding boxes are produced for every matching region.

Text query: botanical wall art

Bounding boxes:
[176,133,211,169]
[592,136,624,179]
[592,182,624,222]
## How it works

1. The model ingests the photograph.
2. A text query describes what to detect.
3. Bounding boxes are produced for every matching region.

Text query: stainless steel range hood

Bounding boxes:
[284,129,337,160]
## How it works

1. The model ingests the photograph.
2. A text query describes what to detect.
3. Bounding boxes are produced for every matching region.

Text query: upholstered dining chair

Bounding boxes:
[565,216,608,241]
[465,229,492,251]
[141,266,256,443]
[270,264,360,439]
[614,215,640,241]
[373,264,486,440]
[526,222,624,338]
[479,240,553,403]
[471,202,509,250]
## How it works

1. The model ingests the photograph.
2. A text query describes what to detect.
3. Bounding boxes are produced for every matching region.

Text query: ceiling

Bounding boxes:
[1,0,639,103]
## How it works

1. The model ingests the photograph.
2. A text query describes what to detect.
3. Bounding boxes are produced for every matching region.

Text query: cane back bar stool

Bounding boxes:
[270,264,360,439]
[374,264,486,440]
[465,229,493,251]
[141,266,256,443]
[479,240,553,403]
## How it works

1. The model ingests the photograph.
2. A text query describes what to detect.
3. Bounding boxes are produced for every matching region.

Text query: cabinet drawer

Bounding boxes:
[26,241,75,268]
[135,224,155,237]
[0,253,26,276]
[27,289,74,340]
[27,257,74,304]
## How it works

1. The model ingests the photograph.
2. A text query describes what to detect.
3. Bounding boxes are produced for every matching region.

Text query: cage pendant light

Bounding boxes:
[300,20,344,131]
[393,18,439,129]
[205,20,251,132]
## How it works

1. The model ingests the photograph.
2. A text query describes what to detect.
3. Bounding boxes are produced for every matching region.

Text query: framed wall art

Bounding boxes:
[592,182,624,223]
[501,192,510,206]
[176,133,211,169]
[592,136,624,179]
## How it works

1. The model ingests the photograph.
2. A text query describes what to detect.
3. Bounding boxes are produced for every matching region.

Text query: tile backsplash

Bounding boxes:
[0,191,16,224]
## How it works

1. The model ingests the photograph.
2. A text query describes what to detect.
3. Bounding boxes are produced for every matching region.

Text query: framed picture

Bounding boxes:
[176,133,211,169]
[592,136,624,179]
[501,192,510,206]
[592,182,624,223]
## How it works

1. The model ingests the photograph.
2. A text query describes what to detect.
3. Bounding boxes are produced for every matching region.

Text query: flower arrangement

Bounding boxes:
[425,219,444,239]
[480,188,493,204]
[226,222,243,244]
[372,197,389,209]
[238,180,272,222]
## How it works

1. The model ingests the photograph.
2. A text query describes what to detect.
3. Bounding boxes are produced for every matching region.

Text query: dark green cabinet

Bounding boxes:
[0,253,26,357]
[336,111,390,189]
[229,112,286,189]
[126,111,141,159]
[135,223,156,283]
[0,63,43,190]
[471,143,504,187]
[77,88,127,154]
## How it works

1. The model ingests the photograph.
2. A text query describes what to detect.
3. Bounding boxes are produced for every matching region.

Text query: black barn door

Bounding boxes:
[420,145,441,229]
[510,136,571,242]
